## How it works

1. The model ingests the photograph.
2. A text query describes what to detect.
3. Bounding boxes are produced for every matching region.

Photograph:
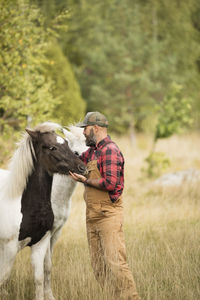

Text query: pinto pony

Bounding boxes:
[0,123,87,300]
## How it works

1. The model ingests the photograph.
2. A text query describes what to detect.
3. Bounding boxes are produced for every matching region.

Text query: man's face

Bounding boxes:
[83,126,97,147]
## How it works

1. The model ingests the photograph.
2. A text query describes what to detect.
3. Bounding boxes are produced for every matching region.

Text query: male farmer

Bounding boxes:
[70,112,140,300]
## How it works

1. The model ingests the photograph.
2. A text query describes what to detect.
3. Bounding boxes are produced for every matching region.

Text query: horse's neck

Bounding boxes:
[19,163,54,246]
[21,164,53,208]
[51,174,77,210]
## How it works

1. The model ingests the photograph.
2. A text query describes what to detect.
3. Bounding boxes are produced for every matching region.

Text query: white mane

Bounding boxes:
[34,121,62,133]
[2,122,62,199]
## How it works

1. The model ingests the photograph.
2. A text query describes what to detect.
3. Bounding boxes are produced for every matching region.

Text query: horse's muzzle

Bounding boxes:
[78,164,88,175]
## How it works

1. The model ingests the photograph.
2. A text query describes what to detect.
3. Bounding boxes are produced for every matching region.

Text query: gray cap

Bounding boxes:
[76,112,108,128]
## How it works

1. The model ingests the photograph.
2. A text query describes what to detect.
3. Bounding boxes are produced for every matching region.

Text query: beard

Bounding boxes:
[85,128,97,147]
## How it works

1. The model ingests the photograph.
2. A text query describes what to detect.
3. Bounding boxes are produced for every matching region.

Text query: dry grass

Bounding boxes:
[1,133,200,300]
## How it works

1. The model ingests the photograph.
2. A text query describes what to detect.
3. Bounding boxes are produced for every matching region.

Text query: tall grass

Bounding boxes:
[1,133,200,299]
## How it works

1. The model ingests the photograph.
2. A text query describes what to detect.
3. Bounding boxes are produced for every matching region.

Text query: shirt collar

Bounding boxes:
[96,135,111,149]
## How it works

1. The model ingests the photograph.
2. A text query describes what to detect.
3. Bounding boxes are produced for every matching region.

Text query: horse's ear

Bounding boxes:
[26,128,38,140]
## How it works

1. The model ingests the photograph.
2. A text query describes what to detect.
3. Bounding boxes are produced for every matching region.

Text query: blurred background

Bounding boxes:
[0,1,200,299]
[1,0,200,149]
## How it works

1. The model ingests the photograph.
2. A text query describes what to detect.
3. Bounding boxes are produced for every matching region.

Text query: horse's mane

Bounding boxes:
[33,122,61,133]
[5,122,62,199]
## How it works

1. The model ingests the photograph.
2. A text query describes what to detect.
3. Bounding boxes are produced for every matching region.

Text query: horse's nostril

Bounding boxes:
[78,165,86,173]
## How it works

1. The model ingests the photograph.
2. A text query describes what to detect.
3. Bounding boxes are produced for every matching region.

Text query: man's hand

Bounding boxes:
[69,171,87,183]
[69,171,106,190]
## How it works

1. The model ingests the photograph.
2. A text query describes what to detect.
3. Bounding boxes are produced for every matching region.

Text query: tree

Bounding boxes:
[45,41,86,125]
[143,82,193,178]
[8,0,200,135]
[0,0,56,134]
[59,0,199,134]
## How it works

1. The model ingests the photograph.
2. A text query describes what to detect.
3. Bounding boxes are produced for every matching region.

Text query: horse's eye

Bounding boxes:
[42,145,57,151]
[49,146,57,151]
[74,151,79,156]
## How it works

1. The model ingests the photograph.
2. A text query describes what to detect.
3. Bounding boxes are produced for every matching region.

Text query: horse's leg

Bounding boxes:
[50,227,62,252]
[0,238,18,286]
[18,237,31,251]
[31,232,51,300]
[43,228,62,300]
[44,243,55,300]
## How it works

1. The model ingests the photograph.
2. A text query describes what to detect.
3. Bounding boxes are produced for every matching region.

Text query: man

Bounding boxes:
[69,112,140,300]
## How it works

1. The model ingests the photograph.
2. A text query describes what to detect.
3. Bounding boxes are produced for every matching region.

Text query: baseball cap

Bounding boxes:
[76,112,108,128]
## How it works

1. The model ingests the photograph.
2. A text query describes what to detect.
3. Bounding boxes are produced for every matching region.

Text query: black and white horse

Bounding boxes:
[0,122,87,300]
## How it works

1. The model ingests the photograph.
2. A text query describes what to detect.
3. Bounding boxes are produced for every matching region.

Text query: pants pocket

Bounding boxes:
[86,203,101,218]
[100,204,116,216]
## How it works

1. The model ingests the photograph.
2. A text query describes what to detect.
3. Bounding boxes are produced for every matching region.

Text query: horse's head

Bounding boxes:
[26,126,87,176]
[62,126,88,156]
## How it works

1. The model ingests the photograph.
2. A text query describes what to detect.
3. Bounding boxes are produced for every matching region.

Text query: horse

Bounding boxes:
[0,122,87,300]
[42,126,88,300]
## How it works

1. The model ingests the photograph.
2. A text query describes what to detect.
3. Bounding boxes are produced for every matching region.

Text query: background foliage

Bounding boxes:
[0,0,56,133]
[0,0,200,139]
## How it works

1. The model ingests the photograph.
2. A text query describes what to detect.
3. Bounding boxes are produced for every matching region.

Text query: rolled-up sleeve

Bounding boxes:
[99,146,121,191]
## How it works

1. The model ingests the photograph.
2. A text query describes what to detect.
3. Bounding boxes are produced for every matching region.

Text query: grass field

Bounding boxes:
[1,133,200,300]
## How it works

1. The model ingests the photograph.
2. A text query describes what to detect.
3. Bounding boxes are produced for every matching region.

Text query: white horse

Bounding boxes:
[0,123,87,300]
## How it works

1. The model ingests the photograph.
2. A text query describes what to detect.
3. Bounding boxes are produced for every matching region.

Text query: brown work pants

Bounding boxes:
[84,160,140,300]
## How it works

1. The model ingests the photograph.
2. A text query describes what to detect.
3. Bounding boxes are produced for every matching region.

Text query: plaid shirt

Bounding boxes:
[80,136,124,202]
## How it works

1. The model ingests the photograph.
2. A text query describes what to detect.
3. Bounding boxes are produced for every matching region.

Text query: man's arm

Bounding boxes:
[69,145,123,191]
[69,171,107,190]
[98,145,123,191]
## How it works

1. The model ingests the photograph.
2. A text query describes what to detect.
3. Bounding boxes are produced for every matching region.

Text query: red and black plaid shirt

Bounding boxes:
[80,136,124,202]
